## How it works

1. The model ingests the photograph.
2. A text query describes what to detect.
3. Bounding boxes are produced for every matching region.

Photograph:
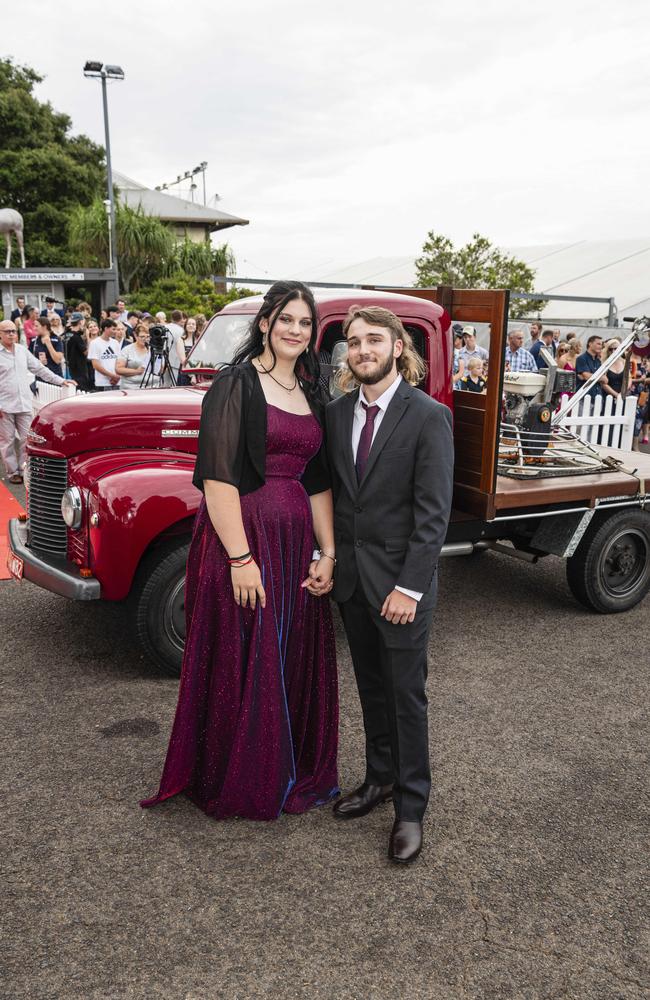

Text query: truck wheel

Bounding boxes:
[566,509,650,613]
[130,538,189,676]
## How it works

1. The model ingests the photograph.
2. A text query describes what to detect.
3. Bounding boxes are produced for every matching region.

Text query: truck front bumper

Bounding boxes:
[7,518,101,600]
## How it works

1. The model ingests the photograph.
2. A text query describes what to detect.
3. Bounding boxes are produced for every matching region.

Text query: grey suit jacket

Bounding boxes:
[326,380,454,611]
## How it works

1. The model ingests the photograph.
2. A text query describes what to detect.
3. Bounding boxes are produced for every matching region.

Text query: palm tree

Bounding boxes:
[211,243,235,277]
[168,238,213,278]
[69,200,175,292]
[69,199,236,294]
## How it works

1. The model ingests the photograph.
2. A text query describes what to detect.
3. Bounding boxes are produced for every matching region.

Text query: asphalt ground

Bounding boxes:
[1,479,649,1000]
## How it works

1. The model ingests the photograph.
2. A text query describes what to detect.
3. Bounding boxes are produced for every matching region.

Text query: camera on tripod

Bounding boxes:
[139,324,176,388]
[148,324,169,356]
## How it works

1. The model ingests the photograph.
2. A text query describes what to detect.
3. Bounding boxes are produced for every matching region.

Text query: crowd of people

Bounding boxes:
[0,297,210,483]
[9,296,207,393]
[3,297,650,486]
[452,320,650,447]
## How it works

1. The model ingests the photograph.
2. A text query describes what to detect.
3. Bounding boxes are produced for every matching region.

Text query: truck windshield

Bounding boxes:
[185,314,253,369]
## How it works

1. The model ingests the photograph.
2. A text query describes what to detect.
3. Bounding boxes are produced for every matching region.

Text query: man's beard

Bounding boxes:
[349,354,396,385]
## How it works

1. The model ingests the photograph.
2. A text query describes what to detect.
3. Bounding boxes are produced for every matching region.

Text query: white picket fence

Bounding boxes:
[557,392,636,450]
[32,383,86,414]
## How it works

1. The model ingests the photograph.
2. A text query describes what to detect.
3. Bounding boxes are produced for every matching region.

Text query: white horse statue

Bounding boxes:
[0,209,26,268]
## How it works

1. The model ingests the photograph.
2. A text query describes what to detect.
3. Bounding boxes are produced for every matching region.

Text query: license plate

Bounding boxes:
[6,550,24,581]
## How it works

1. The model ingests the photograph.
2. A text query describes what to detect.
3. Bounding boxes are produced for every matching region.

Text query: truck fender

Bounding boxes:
[90,464,200,600]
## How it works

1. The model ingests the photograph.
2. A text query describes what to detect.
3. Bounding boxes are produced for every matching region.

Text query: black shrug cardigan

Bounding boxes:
[192,361,330,496]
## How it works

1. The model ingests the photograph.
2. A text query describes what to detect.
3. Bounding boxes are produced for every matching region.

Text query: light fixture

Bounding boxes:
[61,487,84,530]
[83,62,125,80]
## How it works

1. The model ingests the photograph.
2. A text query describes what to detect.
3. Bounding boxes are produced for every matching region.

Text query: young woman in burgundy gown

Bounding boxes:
[141,281,339,820]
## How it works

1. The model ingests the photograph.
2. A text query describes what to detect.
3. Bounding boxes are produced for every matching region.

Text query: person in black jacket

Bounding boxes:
[141,281,340,822]
[66,315,93,392]
[321,304,454,864]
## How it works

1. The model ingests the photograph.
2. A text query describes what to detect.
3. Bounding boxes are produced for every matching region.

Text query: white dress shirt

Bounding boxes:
[353,375,423,603]
[0,342,66,413]
[352,374,403,460]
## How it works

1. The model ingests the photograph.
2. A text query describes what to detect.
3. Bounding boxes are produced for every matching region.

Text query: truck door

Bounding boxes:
[373,287,510,520]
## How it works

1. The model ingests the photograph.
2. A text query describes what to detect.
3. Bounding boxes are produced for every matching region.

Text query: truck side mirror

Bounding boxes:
[329,341,349,399]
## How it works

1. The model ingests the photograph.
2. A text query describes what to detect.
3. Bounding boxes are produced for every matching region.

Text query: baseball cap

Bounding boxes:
[70,312,84,323]
[462,325,476,336]
[452,323,464,336]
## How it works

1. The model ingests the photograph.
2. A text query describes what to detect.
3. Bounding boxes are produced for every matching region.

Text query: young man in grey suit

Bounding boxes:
[317,305,454,864]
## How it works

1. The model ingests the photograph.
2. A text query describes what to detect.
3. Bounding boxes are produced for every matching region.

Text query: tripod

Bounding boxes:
[139,346,175,389]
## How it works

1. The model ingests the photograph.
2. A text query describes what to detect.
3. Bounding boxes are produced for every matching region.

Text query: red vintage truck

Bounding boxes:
[8,286,650,675]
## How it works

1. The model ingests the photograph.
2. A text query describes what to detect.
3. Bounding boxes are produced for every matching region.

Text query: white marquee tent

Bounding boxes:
[300,240,650,326]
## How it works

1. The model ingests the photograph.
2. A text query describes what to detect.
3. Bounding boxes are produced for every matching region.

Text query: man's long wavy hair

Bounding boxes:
[337,305,427,392]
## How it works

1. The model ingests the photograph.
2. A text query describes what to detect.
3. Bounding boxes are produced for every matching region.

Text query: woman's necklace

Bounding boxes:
[255,360,297,392]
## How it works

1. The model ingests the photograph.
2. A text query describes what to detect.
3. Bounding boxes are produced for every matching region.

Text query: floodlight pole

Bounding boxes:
[84,62,123,304]
[100,71,120,303]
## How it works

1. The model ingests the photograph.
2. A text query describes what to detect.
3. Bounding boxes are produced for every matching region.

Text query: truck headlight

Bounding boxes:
[61,487,83,529]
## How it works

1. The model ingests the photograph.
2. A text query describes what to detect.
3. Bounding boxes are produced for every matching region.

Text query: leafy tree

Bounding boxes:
[0,59,105,266]
[415,231,546,318]
[126,275,256,317]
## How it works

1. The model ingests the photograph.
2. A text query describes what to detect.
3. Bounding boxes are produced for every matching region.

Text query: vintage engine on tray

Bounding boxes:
[502,348,576,456]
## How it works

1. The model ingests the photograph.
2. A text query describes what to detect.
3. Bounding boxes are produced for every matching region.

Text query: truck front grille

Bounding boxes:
[28,456,68,557]
[67,530,87,566]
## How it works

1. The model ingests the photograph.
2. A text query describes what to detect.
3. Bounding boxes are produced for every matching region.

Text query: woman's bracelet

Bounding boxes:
[228,550,251,564]
[228,550,253,568]
[319,553,336,564]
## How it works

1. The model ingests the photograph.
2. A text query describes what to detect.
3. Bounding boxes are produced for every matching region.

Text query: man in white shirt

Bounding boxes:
[0,320,75,482]
[162,310,187,384]
[88,319,121,390]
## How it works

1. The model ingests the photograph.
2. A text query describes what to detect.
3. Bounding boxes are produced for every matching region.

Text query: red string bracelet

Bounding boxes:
[229,555,254,568]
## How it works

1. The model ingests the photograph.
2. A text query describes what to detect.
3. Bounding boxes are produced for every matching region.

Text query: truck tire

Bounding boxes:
[566,509,650,614]
[130,538,190,676]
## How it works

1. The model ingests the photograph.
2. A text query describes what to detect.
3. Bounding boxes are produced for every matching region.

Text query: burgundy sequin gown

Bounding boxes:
[141,405,339,820]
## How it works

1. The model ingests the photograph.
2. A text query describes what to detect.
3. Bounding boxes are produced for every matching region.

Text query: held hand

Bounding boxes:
[110,374,120,385]
[380,589,417,625]
[63,379,77,387]
[231,560,266,610]
[301,558,334,597]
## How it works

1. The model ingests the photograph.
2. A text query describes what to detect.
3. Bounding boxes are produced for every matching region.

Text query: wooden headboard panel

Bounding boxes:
[368,285,510,519]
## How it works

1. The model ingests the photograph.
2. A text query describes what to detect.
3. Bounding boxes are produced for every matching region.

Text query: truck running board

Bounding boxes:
[439,540,539,562]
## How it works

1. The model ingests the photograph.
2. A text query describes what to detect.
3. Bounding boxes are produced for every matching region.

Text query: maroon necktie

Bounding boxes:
[355,403,380,482]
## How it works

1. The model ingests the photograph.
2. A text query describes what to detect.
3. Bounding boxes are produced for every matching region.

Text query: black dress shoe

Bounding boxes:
[388,819,423,864]
[333,782,393,820]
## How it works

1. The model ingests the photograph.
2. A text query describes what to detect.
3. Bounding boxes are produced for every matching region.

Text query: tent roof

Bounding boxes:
[303,241,650,322]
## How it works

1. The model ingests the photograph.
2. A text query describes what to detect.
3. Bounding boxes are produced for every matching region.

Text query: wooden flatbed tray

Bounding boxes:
[494,446,650,511]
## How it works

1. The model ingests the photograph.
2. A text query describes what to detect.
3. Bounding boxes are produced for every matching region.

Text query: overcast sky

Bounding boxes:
[5,0,650,279]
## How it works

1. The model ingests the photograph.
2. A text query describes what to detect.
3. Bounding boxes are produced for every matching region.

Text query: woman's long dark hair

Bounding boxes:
[231,280,321,399]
